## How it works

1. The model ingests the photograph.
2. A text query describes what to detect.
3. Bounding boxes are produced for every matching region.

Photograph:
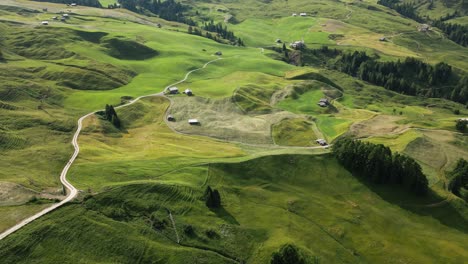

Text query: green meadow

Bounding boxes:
[0,0,467,263]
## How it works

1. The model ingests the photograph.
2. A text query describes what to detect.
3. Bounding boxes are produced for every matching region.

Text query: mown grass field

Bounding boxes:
[0,0,467,262]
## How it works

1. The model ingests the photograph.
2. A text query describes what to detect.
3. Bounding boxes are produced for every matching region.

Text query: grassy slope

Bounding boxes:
[1,155,467,263]
[0,0,467,262]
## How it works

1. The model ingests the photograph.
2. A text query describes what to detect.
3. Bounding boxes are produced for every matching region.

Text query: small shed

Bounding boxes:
[41,21,49,25]
[215,51,222,56]
[188,119,200,125]
[275,39,282,43]
[418,24,430,32]
[318,98,329,107]
[379,37,386,41]
[71,3,77,6]
[300,13,307,16]
[290,40,305,49]
[292,13,297,16]
[184,89,193,96]
[167,115,175,121]
[52,16,58,20]
[316,139,328,146]
[168,87,179,94]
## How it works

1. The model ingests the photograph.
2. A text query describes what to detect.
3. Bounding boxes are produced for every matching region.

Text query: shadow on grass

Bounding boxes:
[358,178,468,234]
[211,207,240,225]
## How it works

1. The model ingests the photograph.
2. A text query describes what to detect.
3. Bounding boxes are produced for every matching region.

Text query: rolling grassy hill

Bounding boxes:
[0,0,467,263]
[1,154,467,263]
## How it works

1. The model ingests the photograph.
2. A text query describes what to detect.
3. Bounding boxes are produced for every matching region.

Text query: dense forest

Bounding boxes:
[377,0,468,46]
[308,47,467,104]
[333,137,428,195]
[448,159,468,202]
[32,0,102,7]
[117,0,196,25]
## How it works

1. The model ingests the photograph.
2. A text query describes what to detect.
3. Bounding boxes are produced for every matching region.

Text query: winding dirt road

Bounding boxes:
[0,57,223,241]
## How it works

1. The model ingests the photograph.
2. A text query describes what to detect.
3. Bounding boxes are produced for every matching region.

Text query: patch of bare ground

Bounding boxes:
[349,115,410,138]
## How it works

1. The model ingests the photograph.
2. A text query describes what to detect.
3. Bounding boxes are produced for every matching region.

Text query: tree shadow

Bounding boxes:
[211,207,240,225]
[356,177,468,234]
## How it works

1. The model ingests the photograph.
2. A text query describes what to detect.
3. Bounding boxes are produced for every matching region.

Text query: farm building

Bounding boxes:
[275,39,282,43]
[290,40,305,49]
[41,21,49,25]
[379,37,386,41]
[418,24,430,32]
[188,119,200,125]
[316,139,327,146]
[168,87,179,94]
[300,13,307,16]
[184,89,193,96]
[71,3,77,6]
[63,14,69,18]
[292,13,297,16]
[317,98,329,107]
[167,115,175,121]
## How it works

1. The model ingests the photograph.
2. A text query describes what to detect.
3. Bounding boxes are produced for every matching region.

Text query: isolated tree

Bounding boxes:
[456,119,467,133]
[204,186,221,208]
[271,244,305,264]
[104,104,121,128]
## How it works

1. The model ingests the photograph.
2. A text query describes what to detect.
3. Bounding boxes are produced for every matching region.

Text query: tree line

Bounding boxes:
[188,21,244,46]
[309,47,467,104]
[33,0,102,7]
[333,137,428,195]
[117,0,196,25]
[377,0,467,47]
[432,20,468,47]
[377,0,424,22]
[448,159,468,202]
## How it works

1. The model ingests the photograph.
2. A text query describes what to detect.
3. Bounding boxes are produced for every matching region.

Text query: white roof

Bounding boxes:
[188,119,199,123]
[169,87,178,90]
[300,13,307,15]
[185,89,192,92]
[63,14,69,16]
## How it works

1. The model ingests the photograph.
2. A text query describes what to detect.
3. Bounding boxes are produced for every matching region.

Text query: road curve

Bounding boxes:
[0,57,223,241]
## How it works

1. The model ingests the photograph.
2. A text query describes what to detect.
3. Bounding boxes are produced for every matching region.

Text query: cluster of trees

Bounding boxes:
[448,159,468,202]
[104,104,121,128]
[432,20,468,47]
[187,21,244,46]
[456,119,468,132]
[333,137,428,195]
[204,186,221,208]
[117,0,196,25]
[311,47,467,104]
[33,0,102,7]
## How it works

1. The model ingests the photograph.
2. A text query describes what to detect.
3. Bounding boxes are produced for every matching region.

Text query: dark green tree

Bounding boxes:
[271,244,305,264]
